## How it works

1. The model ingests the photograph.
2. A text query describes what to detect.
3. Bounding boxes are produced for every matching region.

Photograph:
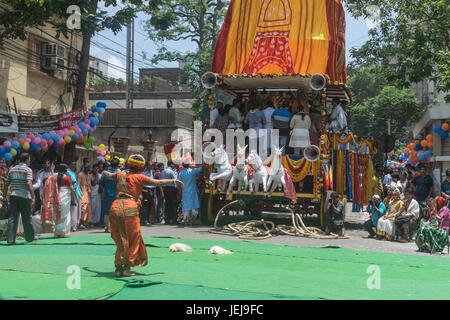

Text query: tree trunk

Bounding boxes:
[64,0,98,163]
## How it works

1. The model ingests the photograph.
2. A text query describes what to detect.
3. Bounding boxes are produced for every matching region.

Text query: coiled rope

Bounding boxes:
[209,200,351,240]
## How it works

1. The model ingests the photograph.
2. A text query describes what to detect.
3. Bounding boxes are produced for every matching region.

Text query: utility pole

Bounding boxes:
[125,18,134,110]
[387,118,391,161]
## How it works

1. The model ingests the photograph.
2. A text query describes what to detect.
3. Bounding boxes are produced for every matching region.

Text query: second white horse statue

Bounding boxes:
[226,144,249,198]
[267,145,287,197]
[247,149,268,197]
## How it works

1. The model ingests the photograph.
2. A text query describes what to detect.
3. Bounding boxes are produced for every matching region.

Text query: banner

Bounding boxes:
[0,111,18,133]
[19,114,60,133]
[59,108,83,129]
[18,108,83,133]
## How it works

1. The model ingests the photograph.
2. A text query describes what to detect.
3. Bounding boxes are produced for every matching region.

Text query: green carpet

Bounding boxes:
[0,236,449,300]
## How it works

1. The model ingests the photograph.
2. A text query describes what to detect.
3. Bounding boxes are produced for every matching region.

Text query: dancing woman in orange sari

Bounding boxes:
[102,154,183,277]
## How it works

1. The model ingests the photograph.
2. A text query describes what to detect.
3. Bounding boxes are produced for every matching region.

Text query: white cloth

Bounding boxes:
[289,114,311,148]
[71,198,81,229]
[90,173,101,196]
[377,217,395,238]
[91,193,102,223]
[227,106,243,129]
[55,186,72,236]
[406,199,420,219]
[182,209,198,223]
[31,213,43,234]
[210,108,219,127]
[329,104,347,132]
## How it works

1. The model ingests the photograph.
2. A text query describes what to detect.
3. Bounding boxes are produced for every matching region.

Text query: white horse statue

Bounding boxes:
[247,149,268,197]
[226,144,249,198]
[209,145,233,192]
[267,145,287,197]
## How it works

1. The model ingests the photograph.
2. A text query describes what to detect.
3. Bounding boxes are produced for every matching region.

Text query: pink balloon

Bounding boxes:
[57,130,64,137]
[58,138,64,145]
[48,139,54,145]
[84,119,90,125]
[28,134,35,140]
[33,137,41,144]
[92,125,96,131]
[40,140,47,147]
[101,150,106,156]
[50,130,56,135]
[26,138,31,143]
[96,149,102,154]
[63,128,69,136]
[3,141,11,147]
[12,137,17,141]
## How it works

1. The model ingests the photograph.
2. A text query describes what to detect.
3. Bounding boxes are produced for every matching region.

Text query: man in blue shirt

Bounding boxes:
[271,101,292,154]
[412,164,433,205]
[364,195,387,238]
[99,157,120,232]
[161,161,178,224]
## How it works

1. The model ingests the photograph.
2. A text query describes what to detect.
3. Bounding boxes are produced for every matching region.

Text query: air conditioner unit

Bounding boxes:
[43,43,66,59]
[42,56,65,70]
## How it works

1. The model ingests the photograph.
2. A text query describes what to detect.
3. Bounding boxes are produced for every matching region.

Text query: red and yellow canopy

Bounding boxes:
[212,0,346,83]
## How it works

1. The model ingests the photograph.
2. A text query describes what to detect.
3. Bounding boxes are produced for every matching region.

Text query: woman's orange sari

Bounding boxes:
[108,171,151,269]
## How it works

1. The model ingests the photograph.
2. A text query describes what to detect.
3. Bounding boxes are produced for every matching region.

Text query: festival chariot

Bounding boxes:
[189,0,378,236]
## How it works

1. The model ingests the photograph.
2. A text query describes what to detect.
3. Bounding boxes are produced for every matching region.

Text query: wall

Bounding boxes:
[0,25,87,115]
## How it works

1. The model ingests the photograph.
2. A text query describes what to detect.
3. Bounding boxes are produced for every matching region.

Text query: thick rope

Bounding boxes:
[209,200,350,240]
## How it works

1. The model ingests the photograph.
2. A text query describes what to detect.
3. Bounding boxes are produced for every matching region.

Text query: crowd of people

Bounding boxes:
[210,91,348,155]
[0,153,201,245]
[363,164,449,253]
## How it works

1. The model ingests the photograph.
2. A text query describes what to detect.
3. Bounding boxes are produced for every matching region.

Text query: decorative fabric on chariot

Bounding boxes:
[281,156,312,182]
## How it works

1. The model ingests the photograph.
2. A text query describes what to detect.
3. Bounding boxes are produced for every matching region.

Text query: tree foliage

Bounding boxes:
[347,66,426,156]
[345,0,450,101]
[141,0,229,119]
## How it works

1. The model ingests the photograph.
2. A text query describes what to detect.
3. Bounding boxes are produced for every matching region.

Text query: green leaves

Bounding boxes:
[345,0,450,101]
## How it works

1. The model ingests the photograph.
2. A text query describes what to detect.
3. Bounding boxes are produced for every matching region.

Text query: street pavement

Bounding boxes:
[69,204,449,258]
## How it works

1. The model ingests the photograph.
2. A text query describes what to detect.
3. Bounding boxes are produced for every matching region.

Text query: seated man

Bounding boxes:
[394,188,420,243]
[325,192,345,236]
[364,195,386,238]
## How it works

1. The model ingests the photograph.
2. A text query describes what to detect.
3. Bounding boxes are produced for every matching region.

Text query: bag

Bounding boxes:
[395,215,412,226]
[332,213,344,226]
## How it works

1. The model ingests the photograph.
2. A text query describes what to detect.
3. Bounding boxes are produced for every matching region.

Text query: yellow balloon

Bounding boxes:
[64,136,72,143]
[119,158,125,165]
[105,155,111,161]
[10,148,17,156]
[23,142,30,150]
[69,129,75,136]
[99,144,105,151]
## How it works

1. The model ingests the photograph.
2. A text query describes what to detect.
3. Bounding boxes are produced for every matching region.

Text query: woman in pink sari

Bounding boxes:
[41,164,77,237]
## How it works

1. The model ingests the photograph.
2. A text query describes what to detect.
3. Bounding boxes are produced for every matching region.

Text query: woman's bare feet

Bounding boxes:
[115,267,123,277]
[122,268,135,277]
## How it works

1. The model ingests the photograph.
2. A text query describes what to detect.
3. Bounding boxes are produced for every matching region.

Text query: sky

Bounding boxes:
[90,2,374,80]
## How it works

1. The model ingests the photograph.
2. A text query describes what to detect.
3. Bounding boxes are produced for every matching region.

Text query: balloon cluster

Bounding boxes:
[384,160,403,169]
[433,122,449,139]
[96,144,106,156]
[0,102,107,161]
[103,152,125,165]
[400,134,433,168]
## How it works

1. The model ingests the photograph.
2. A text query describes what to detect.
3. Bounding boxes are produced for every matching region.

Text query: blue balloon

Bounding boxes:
[52,141,58,148]
[82,129,88,136]
[425,151,432,158]
[18,134,26,139]
[97,108,105,114]
[89,121,96,128]
[414,145,421,151]
[434,125,442,133]
[30,142,37,150]
[12,141,20,149]
[4,153,12,161]
[5,146,10,153]
[89,113,95,118]
[54,135,60,141]
[72,133,79,141]
[78,122,85,129]
[417,152,424,160]
[97,117,102,124]
[440,131,449,139]
[36,134,42,138]
[0,148,4,156]
[96,102,106,108]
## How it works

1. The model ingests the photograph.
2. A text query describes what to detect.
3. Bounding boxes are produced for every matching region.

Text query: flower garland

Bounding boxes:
[332,133,377,155]
[281,156,312,182]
